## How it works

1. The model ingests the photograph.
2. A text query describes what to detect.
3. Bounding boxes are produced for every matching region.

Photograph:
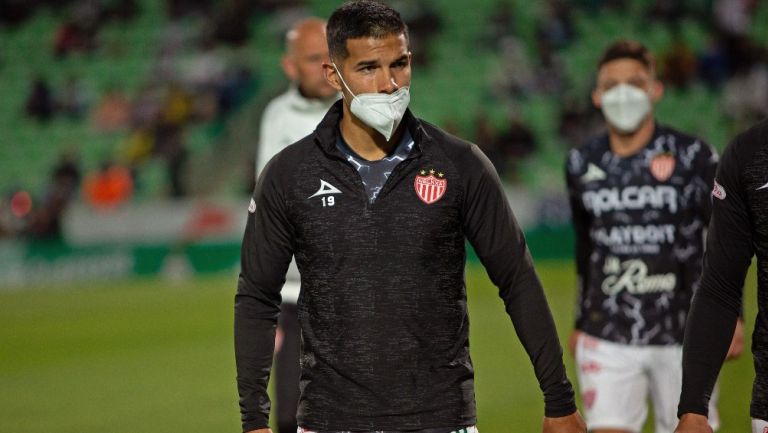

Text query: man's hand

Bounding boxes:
[674,413,713,433]
[275,326,285,354]
[726,318,745,360]
[568,330,582,356]
[543,411,587,433]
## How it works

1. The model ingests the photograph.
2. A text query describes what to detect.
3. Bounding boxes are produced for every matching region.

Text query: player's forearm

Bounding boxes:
[503,265,576,417]
[678,290,738,417]
[462,147,576,414]
[235,293,279,430]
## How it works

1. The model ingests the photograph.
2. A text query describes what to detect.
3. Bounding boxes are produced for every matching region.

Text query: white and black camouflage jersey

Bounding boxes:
[566,124,718,346]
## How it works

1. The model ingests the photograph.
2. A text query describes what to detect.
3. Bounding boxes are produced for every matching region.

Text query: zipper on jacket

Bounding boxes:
[317,132,425,214]
[369,147,423,207]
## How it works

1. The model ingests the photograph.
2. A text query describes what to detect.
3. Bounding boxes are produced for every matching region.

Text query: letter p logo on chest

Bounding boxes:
[308,180,342,199]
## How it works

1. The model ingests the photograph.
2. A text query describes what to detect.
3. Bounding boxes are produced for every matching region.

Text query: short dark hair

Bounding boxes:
[598,39,655,74]
[327,0,409,61]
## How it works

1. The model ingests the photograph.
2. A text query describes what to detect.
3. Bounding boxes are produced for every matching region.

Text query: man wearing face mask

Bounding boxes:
[565,40,743,433]
[255,17,340,433]
[235,1,586,433]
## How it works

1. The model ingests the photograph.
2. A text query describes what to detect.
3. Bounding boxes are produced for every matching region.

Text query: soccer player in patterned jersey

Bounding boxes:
[236,2,586,433]
[565,40,743,433]
[675,119,768,433]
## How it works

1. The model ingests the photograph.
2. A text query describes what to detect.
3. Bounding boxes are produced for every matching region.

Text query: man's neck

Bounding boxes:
[339,105,403,161]
[608,117,655,158]
[296,85,333,103]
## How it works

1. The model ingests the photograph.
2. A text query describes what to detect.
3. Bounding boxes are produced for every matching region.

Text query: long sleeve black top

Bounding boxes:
[235,102,576,432]
[679,119,768,420]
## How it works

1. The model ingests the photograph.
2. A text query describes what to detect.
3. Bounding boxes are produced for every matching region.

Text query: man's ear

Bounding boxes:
[323,62,343,92]
[650,79,664,104]
[281,55,298,82]
[591,88,602,109]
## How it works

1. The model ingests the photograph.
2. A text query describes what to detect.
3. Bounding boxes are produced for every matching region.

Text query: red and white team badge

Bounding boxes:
[650,153,676,182]
[414,169,447,204]
[712,179,727,200]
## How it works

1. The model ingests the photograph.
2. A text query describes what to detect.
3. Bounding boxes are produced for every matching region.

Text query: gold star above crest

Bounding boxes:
[438,172,444,178]
[429,169,435,175]
[420,170,426,175]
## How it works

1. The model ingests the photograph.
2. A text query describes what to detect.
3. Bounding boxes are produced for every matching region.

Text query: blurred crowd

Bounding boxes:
[1,0,767,240]
[482,0,767,178]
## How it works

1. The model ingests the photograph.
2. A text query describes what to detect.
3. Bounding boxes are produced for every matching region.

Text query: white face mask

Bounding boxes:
[600,83,652,133]
[333,63,410,141]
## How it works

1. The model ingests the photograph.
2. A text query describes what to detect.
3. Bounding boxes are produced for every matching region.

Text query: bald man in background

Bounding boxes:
[257,18,340,173]
[255,17,339,433]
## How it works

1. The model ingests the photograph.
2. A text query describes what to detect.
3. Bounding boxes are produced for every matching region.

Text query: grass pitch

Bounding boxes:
[0,260,756,432]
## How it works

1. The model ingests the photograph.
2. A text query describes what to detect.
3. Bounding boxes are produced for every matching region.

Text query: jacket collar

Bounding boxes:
[313,100,430,159]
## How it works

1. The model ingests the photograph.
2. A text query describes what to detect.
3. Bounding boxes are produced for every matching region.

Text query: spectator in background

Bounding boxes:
[481,1,516,49]
[82,160,133,210]
[217,65,255,117]
[659,31,697,90]
[118,81,199,198]
[26,151,81,240]
[721,56,768,129]
[497,116,536,161]
[534,39,566,95]
[210,0,251,46]
[572,0,628,13]
[474,111,536,183]
[92,86,132,132]
[536,0,574,50]
[166,0,212,19]
[0,0,35,27]
[57,75,90,119]
[104,0,139,22]
[150,84,192,198]
[714,0,755,38]
[647,0,688,25]
[473,112,504,174]
[52,150,82,190]
[491,35,535,98]
[25,77,54,122]
[53,2,100,59]
[254,17,339,433]
[697,32,730,89]
[153,121,187,198]
[714,0,759,77]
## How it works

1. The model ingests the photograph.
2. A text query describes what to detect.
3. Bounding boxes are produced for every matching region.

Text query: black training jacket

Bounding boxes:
[235,101,576,432]
[679,118,768,420]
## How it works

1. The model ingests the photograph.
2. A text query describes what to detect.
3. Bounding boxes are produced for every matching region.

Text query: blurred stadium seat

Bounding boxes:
[1,0,766,199]
[0,0,766,283]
